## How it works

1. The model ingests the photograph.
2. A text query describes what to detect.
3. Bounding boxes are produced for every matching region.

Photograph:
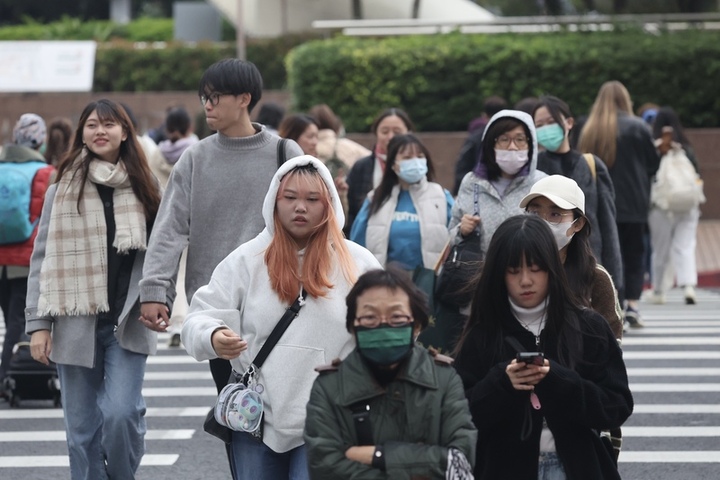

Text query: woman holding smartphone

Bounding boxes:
[454,215,633,480]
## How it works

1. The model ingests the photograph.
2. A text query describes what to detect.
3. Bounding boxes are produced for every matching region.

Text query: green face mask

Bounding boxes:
[356,324,413,367]
[536,123,565,152]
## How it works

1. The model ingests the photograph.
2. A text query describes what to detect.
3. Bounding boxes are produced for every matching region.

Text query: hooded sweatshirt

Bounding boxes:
[449,110,547,255]
[182,155,381,453]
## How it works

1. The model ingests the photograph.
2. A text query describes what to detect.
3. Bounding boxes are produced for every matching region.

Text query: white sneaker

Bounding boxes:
[649,291,666,305]
[684,285,697,305]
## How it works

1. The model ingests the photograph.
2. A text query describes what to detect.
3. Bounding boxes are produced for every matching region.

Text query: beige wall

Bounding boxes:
[2,90,718,219]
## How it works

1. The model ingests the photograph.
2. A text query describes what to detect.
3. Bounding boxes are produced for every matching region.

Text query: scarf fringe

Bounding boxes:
[38,302,110,318]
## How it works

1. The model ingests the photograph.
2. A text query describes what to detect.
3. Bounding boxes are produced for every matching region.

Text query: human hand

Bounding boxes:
[506,359,550,390]
[345,445,376,465]
[30,330,52,366]
[211,329,248,360]
[459,214,481,237]
[139,302,170,332]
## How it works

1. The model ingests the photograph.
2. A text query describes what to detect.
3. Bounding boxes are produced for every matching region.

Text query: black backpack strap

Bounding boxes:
[350,402,374,445]
[277,138,288,169]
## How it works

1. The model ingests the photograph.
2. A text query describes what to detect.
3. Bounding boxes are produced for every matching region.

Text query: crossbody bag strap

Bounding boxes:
[247,289,306,375]
[277,138,288,169]
[473,183,480,216]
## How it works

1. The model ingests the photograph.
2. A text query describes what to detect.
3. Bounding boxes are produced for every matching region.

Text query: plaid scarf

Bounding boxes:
[38,157,147,316]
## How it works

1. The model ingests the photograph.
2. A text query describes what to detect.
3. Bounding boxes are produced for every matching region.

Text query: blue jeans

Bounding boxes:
[538,452,566,480]
[232,431,309,480]
[57,322,147,480]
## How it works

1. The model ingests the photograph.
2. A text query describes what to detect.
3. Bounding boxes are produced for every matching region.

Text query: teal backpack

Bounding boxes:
[0,161,48,244]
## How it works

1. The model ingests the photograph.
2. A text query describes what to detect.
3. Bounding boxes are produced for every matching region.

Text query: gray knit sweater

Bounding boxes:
[139,124,303,304]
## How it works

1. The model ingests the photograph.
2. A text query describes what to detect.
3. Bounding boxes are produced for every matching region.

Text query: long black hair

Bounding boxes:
[454,215,583,368]
[370,133,434,215]
[562,209,597,305]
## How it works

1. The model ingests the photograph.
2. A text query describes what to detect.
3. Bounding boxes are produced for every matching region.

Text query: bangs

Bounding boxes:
[503,229,552,272]
[278,167,329,199]
[94,102,125,124]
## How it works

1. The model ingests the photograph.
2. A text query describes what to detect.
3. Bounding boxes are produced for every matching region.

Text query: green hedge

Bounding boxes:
[287,30,720,131]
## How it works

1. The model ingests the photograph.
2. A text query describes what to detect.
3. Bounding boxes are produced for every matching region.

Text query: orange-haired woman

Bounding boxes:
[182,156,381,480]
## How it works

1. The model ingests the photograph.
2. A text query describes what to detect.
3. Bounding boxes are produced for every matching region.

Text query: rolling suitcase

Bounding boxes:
[2,339,61,408]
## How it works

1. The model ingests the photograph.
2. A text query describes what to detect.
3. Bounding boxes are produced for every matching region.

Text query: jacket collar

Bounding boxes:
[337,345,439,407]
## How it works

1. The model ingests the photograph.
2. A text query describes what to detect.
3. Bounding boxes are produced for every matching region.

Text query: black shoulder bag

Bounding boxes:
[435,184,483,306]
[203,290,307,444]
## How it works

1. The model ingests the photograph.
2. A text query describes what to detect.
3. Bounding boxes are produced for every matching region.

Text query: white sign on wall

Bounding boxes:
[0,41,97,92]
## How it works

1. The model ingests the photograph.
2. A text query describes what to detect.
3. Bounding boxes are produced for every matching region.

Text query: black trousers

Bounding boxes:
[209,357,234,473]
[617,222,647,302]
[0,269,28,381]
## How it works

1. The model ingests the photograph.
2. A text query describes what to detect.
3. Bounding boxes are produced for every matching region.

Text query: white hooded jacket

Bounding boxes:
[182,155,381,453]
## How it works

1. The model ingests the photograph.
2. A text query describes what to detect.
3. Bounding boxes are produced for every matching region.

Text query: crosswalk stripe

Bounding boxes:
[0,430,195,442]
[640,320,720,326]
[633,404,720,414]
[621,337,720,345]
[634,327,720,334]
[142,387,216,397]
[627,368,720,376]
[630,383,720,392]
[147,356,202,364]
[623,426,720,437]
[0,407,210,420]
[143,371,212,380]
[623,351,720,359]
[619,452,720,463]
[0,454,179,468]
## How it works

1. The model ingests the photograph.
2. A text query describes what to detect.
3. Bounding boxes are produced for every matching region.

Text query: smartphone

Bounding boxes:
[516,352,544,366]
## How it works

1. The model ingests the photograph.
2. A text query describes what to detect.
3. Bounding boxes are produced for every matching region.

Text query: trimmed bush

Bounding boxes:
[287,30,720,130]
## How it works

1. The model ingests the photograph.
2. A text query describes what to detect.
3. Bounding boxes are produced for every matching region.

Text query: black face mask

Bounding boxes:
[355,324,413,367]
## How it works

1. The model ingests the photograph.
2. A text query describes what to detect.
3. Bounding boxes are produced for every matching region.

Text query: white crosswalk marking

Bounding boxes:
[2,287,720,478]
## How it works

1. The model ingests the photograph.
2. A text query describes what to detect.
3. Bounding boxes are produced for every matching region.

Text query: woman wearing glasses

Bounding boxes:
[520,175,623,339]
[304,268,477,479]
[449,110,547,263]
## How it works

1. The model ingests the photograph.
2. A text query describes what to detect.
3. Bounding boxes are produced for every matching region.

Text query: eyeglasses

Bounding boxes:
[495,135,529,149]
[356,314,412,328]
[526,208,575,226]
[199,92,230,107]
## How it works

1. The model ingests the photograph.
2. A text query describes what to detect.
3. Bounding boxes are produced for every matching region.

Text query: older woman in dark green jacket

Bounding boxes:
[304,269,476,479]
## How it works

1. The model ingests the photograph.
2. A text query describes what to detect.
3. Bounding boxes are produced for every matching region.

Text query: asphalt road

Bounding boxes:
[1,287,718,479]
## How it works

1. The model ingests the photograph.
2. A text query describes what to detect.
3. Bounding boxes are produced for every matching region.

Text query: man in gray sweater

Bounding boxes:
[139,59,302,393]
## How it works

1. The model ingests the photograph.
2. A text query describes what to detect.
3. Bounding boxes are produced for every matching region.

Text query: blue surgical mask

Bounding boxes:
[396,157,428,184]
[536,124,566,152]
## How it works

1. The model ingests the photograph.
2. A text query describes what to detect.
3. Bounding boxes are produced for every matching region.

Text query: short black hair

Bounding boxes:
[345,267,430,333]
[255,102,285,129]
[165,107,192,135]
[198,58,263,113]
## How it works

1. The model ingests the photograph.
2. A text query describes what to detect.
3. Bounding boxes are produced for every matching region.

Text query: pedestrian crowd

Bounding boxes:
[0,57,707,479]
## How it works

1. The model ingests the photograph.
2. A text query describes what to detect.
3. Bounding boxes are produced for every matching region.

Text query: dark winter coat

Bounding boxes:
[454,308,633,480]
[304,345,477,479]
[346,153,376,233]
[605,113,661,223]
[537,149,624,293]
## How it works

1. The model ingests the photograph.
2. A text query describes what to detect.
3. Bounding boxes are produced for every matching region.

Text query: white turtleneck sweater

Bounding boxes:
[509,297,556,453]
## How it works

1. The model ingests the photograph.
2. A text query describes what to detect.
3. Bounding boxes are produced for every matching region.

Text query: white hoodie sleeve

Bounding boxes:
[181,255,245,362]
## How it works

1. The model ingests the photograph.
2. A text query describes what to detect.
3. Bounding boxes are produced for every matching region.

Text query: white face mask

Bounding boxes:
[545,219,577,250]
[495,149,529,176]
